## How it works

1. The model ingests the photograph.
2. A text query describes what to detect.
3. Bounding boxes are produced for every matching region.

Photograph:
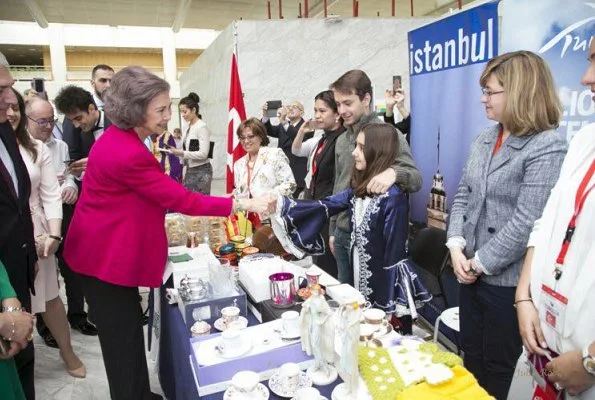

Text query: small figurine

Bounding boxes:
[300,285,338,385]
[332,301,362,400]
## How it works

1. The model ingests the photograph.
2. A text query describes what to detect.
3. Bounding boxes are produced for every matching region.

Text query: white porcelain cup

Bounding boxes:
[295,387,321,400]
[364,308,386,325]
[231,370,259,394]
[228,319,248,330]
[281,311,300,337]
[359,323,377,341]
[221,306,240,326]
[279,362,301,392]
[219,328,243,354]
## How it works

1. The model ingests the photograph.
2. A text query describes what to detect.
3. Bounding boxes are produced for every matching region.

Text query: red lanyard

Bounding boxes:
[554,158,595,280]
[311,137,326,178]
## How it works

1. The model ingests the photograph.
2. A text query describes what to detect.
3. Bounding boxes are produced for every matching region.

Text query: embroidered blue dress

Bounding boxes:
[271,185,431,315]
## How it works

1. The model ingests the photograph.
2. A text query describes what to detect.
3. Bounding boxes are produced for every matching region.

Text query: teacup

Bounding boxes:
[231,370,259,394]
[299,267,322,288]
[279,362,301,392]
[218,328,243,355]
[295,387,321,399]
[364,308,386,325]
[359,323,377,341]
[281,311,300,337]
[221,306,240,326]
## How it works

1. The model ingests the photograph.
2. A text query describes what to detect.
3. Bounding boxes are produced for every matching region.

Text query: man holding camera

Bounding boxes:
[261,100,312,197]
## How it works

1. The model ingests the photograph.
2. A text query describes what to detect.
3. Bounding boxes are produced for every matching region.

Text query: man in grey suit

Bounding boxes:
[446,51,567,400]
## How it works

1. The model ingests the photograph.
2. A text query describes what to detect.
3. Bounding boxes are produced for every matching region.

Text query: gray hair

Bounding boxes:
[103,66,170,129]
[0,52,9,69]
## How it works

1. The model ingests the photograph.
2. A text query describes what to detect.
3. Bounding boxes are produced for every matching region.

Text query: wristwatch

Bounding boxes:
[583,344,595,375]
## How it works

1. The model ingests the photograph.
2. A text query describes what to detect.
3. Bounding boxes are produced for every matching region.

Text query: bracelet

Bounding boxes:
[3,313,15,341]
[2,306,24,313]
[513,299,533,308]
[49,235,63,242]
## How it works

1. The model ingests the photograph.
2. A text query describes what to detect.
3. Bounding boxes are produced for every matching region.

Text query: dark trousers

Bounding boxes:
[37,204,88,335]
[14,334,35,399]
[459,280,522,400]
[79,274,153,400]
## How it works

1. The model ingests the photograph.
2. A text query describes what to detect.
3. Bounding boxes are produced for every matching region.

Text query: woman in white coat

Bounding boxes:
[516,37,595,398]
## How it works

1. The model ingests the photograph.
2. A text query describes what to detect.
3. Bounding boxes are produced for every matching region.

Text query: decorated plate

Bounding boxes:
[224,383,270,399]
[269,371,312,398]
[296,287,326,300]
[214,316,249,332]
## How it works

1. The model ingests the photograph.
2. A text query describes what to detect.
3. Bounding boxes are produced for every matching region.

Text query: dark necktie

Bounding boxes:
[0,159,17,199]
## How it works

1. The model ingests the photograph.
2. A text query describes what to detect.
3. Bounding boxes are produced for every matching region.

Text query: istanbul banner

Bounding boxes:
[408,1,499,231]
[501,0,595,141]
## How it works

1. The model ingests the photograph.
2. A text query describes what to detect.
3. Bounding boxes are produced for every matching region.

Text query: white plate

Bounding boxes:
[224,383,270,399]
[269,372,312,398]
[215,339,253,359]
[291,397,327,400]
[214,316,249,332]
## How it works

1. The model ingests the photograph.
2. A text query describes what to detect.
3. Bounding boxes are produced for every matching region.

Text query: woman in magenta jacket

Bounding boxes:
[63,66,269,400]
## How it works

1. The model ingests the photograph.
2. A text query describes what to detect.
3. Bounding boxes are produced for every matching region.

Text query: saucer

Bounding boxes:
[224,383,270,399]
[214,316,249,332]
[269,371,312,398]
[372,323,393,338]
[215,339,252,359]
[276,328,301,341]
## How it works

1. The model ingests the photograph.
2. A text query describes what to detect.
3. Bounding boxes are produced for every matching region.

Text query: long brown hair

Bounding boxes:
[11,88,37,162]
[351,123,398,197]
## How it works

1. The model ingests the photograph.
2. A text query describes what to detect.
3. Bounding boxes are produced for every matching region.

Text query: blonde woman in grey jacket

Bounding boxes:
[446,51,567,400]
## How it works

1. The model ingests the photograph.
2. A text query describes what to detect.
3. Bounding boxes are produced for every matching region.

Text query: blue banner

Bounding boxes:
[408,1,498,231]
[501,0,595,141]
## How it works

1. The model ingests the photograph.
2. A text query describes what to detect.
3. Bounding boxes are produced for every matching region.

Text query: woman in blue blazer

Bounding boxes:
[446,51,567,400]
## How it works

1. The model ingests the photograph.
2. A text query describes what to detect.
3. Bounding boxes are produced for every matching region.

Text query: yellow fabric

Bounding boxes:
[397,365,494,400]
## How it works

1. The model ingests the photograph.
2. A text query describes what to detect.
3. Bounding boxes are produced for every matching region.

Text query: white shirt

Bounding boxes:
[42,136,78,194]
[528,123,595,400]
[0,135,19,197]
[93,93,104,111]
[94,111,106,141]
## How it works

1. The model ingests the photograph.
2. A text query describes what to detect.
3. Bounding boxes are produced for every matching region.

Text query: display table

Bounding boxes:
[157,276,341,399]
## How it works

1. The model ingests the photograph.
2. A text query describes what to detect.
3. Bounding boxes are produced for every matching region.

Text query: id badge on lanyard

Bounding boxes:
[538,284,567,335]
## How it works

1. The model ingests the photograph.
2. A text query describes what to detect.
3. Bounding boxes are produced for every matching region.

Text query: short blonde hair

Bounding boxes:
[480,51,561,136]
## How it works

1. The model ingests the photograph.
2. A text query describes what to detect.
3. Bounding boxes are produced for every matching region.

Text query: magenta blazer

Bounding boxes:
[64,125,232,288]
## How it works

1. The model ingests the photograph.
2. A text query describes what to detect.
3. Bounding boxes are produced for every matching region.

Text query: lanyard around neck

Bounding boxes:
[554,158,595,280]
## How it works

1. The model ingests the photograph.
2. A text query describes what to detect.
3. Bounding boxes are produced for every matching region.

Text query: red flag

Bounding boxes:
[227,53,247,193]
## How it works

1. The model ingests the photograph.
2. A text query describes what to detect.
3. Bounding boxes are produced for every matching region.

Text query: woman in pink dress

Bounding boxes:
[7,88,85,378]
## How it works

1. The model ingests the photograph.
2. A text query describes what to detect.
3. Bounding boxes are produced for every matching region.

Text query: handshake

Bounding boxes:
[233,194,279,218]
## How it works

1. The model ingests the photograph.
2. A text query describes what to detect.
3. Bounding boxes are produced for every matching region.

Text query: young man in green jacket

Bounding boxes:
[329,69,422,285]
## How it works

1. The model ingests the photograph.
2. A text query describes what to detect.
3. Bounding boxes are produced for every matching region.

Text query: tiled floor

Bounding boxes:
[34,180,229,399]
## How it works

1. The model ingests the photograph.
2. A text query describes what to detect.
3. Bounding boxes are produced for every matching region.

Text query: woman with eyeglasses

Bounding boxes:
[233,118,295,226]
[446,51,567,400]
[7,88,86,378]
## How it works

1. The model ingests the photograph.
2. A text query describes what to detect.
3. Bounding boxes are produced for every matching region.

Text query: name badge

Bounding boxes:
[539,284,568,334]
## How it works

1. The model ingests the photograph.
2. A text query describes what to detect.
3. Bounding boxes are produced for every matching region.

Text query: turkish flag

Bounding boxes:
[227,53,247,193]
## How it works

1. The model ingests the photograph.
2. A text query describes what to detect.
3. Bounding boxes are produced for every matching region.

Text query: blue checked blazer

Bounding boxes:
[447,124,567,287]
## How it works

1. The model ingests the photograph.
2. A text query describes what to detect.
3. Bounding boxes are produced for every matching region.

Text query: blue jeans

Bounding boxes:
[333,228,352,285]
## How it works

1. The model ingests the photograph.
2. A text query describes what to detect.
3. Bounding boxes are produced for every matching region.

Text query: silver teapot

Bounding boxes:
[179,274,212,302]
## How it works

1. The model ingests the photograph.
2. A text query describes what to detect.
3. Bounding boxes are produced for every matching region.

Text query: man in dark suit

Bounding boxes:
[32,85,111,344]
[261,100,312,198]
[0,54,37,400]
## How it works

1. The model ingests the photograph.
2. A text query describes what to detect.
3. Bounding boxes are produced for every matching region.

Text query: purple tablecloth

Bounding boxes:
[157,278,341,399]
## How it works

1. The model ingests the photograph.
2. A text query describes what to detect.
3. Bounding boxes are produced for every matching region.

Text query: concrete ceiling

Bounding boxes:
[0,0,473,31]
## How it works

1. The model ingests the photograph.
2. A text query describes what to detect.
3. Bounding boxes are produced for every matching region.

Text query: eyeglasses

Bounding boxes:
[27,115,55,127]
[238,135,256,142]
[481,88,505,99]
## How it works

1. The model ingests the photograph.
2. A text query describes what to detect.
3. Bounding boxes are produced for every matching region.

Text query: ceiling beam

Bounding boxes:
[24,0,48,29]
[172,0,193,33]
